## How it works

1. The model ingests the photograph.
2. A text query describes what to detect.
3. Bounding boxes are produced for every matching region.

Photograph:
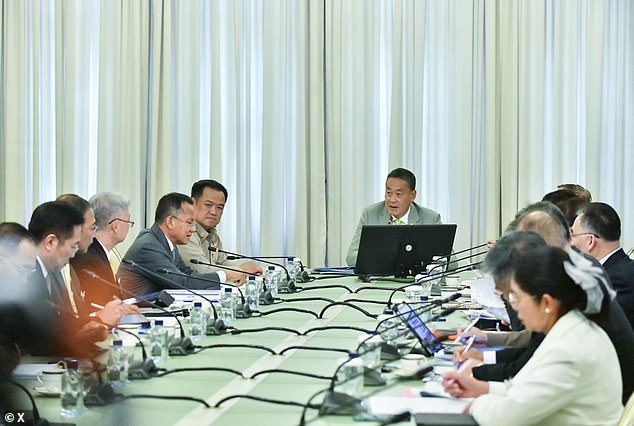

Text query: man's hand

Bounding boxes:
[442,364,489,398]
[453,347,484,364]
[226,270,247,285]
[456,326,488,344]
[240,261,263,276]
[95,298,140,327]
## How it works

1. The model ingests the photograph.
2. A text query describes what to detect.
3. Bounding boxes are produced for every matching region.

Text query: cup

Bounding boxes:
[399,354,426,374]
[404,285,422,303]
[37,368,64,391]
[445,275,461,287]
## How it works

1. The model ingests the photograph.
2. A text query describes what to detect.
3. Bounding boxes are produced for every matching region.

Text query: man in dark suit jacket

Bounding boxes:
[572,202,634,329]
[458,201,634,402]
[26,202,109,357]
[118,192,223,296]
[71,192,135,305]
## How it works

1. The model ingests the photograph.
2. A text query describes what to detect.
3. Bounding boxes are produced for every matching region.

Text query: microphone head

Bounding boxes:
[190,259,200,264]
[446,292,462,302]
[157,268,169,274]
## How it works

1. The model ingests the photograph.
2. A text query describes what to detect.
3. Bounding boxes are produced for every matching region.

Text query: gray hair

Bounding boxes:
[481,230,547,284]
[90,192,131,229]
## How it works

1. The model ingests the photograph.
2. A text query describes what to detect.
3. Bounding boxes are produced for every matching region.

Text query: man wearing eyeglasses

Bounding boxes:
[571,202,634,329]
[118,192,223,296]
[70,192,135,306]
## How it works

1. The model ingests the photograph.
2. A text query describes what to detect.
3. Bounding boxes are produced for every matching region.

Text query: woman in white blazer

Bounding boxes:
[443,246,623,426]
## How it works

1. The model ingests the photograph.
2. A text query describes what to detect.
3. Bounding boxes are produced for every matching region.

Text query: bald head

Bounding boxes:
[508,202,570,249]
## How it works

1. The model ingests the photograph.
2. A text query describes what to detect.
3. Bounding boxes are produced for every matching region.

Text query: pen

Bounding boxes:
[455,335,476,369]
[446,358,473,386]
[458,316,480,342]
[90,302,105,310]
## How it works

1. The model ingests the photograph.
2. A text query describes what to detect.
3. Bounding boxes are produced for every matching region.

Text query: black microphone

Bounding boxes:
[226,254,310,283]
[0,379,75,425]
[153,268,230,335]
[93,264,196,356]
[208,246,296,292]
[186,260,255,315]
[191,258,275,305]
[385,267,469,308]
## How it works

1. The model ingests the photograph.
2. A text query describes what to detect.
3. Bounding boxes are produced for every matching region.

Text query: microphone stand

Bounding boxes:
[208,246,296,292]
[92,264,196,356]
[191,258,275,306]
[157,267,251,323]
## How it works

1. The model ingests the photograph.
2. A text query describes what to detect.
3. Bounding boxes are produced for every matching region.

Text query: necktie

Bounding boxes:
[61,265,79,314]
[394,219,403,225]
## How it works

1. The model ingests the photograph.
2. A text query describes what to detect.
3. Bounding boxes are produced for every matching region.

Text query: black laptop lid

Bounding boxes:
[355,224,457,277]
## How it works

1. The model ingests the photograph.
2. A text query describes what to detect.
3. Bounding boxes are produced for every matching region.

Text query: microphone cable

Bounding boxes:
[214,394,319,410]
[297,283,354,293]
[155,366,244,379]
[302,325,372,335]
[256,307,320,318]
[193,343,278,355]
[248,369,331,381]
[318,301,379,319]
[230,326,303,336]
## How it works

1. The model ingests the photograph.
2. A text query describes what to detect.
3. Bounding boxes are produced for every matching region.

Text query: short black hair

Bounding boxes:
[56,193,92,215]
[577,202,621,242]
[481,231,547,284]
[191,180,228,202]
[0,222,35,251]
[28,201,85,244]
[386,168,416,191]
[155,192,194,223]
[541,189,589,226]
[556,184,592,202]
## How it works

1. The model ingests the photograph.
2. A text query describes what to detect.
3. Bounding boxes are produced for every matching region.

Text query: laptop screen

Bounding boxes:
[354,224,457,277]
[396,302,443,355]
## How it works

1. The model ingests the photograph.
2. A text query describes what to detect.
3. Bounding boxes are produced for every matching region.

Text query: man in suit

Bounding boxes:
[118,192,223,296]
[178,179,262,283]
[458,201,634,402]
[58,194,139,324]
[27,202,110,356]
[346,167,441,266]
[572,202,634,328]
[71,192,134,305]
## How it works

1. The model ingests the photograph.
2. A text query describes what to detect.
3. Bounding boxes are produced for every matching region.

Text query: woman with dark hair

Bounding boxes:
[443,246,622,425]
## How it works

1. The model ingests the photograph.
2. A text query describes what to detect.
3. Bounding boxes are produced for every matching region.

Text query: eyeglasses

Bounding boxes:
[109,218,135,228]
[508,291,538,306]
[570,231,599,239]
[171,216,195,227]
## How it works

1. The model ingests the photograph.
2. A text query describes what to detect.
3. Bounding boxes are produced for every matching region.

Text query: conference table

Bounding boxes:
[23,273,480,425]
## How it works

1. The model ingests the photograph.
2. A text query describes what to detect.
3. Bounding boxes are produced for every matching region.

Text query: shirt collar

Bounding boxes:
[162,231,175,252]
[36,256,48,279]
[599,247,621,265]
[391,206,412,224]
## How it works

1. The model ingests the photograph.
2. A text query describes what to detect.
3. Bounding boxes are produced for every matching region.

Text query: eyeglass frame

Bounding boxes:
[108,218,135,228]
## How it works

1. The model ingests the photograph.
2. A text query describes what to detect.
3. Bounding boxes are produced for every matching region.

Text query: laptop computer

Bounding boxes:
[395,302,451,358]
[354,224,457,278]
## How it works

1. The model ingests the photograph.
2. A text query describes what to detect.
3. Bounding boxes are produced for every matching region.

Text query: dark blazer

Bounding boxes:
[118,224,221,296]
[71,238,121,306]
[603,248,634,329]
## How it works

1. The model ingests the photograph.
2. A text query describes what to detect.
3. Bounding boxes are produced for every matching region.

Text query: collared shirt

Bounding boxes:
[599,247,622,265]
[390,206,412,225]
